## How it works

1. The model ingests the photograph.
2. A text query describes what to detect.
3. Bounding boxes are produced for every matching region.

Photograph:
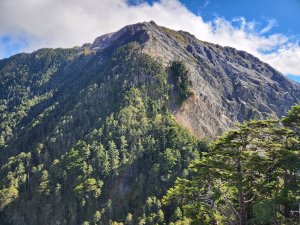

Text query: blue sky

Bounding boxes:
[0,35,29,59]
[0,0,300,82]
[182,0,300,35]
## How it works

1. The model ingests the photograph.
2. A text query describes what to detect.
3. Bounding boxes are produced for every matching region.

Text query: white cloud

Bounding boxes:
[262,43,300,75]
[0,0,299,75]
[260,19,276,34]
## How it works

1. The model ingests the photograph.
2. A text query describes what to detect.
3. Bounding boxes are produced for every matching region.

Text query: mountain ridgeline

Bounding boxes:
[0,21,299,225]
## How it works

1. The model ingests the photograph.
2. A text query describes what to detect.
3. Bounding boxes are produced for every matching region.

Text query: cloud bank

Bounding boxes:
[0,0,299,75]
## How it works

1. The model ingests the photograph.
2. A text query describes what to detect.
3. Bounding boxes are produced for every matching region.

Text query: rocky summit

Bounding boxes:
[86,21,300,137]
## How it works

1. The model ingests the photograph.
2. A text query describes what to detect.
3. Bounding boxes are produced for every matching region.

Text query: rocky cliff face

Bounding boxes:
[85,21,300,137]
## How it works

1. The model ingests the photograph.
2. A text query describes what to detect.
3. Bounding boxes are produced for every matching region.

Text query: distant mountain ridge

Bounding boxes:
[288,74,300,83]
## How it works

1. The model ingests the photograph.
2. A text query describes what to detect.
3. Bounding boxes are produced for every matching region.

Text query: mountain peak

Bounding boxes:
[81,21,299,137]
[82,21,158,51]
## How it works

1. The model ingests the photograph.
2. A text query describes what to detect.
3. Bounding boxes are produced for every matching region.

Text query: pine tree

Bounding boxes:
[119,135,128,164]
[108,140,119,172]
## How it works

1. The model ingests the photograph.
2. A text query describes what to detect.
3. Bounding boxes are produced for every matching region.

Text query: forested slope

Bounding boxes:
[0,42,205,225]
